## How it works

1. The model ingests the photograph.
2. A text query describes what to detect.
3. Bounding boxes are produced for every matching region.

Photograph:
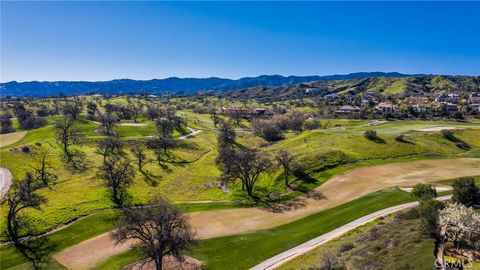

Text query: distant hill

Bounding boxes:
[225,75,480,102]
[0,72,418,97]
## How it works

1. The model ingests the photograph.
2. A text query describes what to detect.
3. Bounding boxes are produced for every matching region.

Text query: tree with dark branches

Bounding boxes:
[112,198,196,270]
[62,97,83,120]
[96,137,124,162]
[216,147,273,202]
[5,172,47,269]
[54,117,85,170]
[275,150,295,188]
[217,121,236,149]
[98,112,119,136]
[30,147,57,188]
[97,155,135,207]
[130,144,152,172]
[156,118,174,138]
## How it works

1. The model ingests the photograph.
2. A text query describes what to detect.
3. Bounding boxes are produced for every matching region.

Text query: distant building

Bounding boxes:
[336,105,361,114]
[375,102,398,114]
[216,106,270,117]
[435,93,461,104]
[324,93,341,102]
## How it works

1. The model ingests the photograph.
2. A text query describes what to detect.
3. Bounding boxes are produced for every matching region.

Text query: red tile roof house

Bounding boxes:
[375,102,398,114]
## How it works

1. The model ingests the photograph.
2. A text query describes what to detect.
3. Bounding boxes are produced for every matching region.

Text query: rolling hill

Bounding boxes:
[0,72,417,97]
[225,75,480,101]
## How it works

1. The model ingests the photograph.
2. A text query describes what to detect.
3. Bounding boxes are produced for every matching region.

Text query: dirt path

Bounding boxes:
[54,158,480,269]
[0,167,13,199]
[253,195,453,270]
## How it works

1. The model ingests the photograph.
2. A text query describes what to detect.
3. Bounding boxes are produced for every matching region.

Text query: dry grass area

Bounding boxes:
[54,158,480,269]
[0,131,26,147]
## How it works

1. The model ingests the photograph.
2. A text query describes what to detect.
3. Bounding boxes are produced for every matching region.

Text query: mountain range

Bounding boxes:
[0,72,419,97]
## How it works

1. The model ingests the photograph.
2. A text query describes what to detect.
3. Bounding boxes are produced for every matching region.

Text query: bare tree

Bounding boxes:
[216,147,273,201]
[112,198,196,270]
[156,118,174,138]
[217,121,236,149]
[149,136,177,163]
[96,137,124,161]
[30,147,57,187]
[210,110,220,128]
[62,97,83,120]
[5,172,47,269]
[130,144,151,172]
[146,105,162,121]
[55,117,85,169]
[97,155,135,206]
[98,112,119,136]
[275,150,295,188]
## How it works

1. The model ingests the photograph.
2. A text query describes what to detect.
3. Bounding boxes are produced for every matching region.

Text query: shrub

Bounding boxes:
[251,120,283,141]
[339,242,354,252]
[302,118,320,130]
[418,199,445,238]
[0,115,15,134]
[395,208,419,221]
[364,130,378,139]
[411,183,437,201]
[452,177,479,206]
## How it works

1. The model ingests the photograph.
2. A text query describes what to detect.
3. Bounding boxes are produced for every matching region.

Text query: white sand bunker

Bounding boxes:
[400,185,452,193]
[415,126,458,132]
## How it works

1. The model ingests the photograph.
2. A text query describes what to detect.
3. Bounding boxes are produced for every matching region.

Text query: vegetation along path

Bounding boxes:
[54,158,480,269]
[252,195,452,270]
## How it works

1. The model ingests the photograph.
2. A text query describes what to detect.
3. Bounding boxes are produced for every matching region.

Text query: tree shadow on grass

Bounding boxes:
[141,170,160,186]
[365,136,386,144]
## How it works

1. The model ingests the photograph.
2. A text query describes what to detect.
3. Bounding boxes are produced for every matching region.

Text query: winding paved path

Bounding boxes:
[251,195,452,270]
[0,167,13,199]
[54,158,480,269]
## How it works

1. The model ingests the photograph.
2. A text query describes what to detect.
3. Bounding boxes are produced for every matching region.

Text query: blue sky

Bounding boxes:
[1,1,479,82]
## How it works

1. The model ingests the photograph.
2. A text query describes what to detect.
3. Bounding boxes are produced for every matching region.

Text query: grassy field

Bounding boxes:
[96,188,415,270]
[1,118,480,237]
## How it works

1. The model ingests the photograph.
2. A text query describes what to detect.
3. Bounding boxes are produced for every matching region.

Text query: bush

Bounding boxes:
[364,130,378,139]
[452,177,479,206]
[418,199,445,238]
[251,120,283,141]
[395,208,419,221]
[0,115,15,134]
[339,242,354,252]
[411,183,437,201]
[302,118,320,130]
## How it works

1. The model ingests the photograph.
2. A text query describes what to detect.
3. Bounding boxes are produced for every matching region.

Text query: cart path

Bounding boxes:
[251,195,452,270]
[0,167,13,199]
[55,158,480,269]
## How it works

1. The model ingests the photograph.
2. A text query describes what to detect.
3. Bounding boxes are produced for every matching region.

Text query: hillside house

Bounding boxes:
[375,102,398,114]
[435,93,461,104]
[336,105,361,114]
[324,93,341,103]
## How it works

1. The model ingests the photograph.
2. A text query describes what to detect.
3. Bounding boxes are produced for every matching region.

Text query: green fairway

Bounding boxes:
[96,188,415,270]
